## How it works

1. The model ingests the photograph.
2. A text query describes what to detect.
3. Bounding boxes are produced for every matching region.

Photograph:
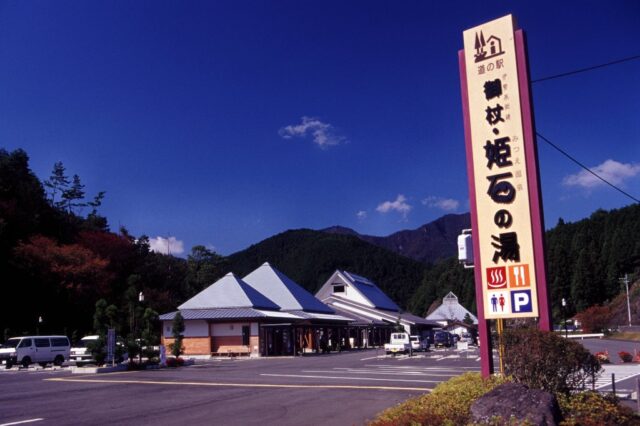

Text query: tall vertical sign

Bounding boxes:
[459,14,551,376]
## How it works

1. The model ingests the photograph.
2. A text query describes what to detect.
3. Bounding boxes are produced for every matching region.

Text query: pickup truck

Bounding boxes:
[384,332,411,355]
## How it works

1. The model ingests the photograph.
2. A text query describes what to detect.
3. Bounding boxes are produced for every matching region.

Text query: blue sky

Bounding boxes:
[1,1,638,256]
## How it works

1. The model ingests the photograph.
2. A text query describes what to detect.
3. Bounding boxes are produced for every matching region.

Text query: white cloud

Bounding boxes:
[422,196,460,212]
[562,159,640,189]
[376,194,412,219]
[149,236,185,255]
[356,210,367,220]
[279,116,346,149]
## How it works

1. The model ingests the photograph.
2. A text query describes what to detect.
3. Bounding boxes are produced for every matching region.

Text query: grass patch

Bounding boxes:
[609,332,640,342]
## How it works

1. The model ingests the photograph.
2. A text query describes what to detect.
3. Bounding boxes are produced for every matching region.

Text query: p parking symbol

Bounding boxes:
[510,290,532,313]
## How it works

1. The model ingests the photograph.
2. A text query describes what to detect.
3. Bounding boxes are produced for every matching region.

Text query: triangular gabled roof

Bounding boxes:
[242,262,334,313]
[316,270,400,312]
[425,291,478,324]
[178,272,280,310]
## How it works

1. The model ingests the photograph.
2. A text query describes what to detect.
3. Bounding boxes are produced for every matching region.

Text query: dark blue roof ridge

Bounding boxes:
[275,268,334,313]
[249,263,334,314]
[235,278,281,310]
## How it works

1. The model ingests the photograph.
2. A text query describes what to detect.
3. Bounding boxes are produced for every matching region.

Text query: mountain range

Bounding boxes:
[322,213,471,264]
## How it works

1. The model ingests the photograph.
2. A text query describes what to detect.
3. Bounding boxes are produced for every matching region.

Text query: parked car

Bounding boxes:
[0,335,70,368]
[409,335,429,351]
[433,331,454,348]
[460,332,476,345]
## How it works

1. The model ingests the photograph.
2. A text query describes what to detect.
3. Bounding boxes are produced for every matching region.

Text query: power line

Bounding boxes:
[536,132,640,204]
[531,54,640,83]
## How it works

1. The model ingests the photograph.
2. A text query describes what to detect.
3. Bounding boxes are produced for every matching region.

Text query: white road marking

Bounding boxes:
[359,356,384,361]
[301,369,456,378]
[0,419,44,426]
[436,355,461,361]
[363,365,479,372]
[260,373,440,384]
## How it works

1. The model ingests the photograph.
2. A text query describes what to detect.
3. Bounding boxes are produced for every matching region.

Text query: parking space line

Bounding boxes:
[301,369,455,378]
[44,377,430,392]
[260,373,437,386]
[0,418,44,426]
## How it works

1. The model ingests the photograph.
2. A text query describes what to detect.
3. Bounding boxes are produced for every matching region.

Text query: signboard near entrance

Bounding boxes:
[461,14,547,320]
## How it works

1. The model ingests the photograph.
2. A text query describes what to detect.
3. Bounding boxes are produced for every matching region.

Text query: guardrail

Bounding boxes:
[562,333,605,339]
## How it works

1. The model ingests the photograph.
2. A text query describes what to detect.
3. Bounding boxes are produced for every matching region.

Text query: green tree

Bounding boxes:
[170,312,185,358]
[62,174,86,214]
[140,307,159,359]
[184,245,226,297]
[90,299,109,365]
[44,161,69,209]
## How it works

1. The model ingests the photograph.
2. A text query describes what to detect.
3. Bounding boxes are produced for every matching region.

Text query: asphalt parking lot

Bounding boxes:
[0,347,481,426]
[3,340,638,426]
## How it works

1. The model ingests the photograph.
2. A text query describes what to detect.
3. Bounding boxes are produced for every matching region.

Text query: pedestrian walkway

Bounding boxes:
[593,364,640,397]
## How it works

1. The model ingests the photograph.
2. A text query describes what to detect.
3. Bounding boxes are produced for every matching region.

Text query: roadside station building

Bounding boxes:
[160,264,437,357]
[315,270,438,344]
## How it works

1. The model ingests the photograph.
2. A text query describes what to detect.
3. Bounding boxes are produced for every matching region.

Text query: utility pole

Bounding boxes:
[620,274,631,327]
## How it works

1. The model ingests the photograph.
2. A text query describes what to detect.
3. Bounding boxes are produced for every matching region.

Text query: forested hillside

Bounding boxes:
[227,229,428,309]
[408,205,640,319]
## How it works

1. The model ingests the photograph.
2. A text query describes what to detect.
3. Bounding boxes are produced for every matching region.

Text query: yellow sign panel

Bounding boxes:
[462,15,539,319]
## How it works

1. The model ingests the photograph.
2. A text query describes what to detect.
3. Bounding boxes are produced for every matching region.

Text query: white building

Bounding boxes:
[315,270,438,340]
[425,292,477,336]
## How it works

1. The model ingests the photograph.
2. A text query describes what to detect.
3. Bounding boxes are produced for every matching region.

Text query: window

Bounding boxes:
[35,338,51,348]
[333,285,345,293]
[51,338,69,347]
[242,326,250,346]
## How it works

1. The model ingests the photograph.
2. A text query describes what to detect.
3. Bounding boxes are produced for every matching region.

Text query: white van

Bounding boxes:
[0,335,70,368]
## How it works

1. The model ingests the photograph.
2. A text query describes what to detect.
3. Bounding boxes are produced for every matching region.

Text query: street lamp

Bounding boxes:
[138,291,144,363]
[561,298,568,338]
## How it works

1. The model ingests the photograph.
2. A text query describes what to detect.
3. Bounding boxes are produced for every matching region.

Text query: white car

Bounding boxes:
[410,335,428,351]
[0,335,70,368]
[70,335,128,366]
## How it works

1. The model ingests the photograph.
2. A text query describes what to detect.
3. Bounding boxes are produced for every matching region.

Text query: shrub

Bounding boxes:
[369,372,509,426]
[619,351,633,362]
[502,328,601,394]
[558,391,638,425]
[165,357,184,368]
[575,305,612,333]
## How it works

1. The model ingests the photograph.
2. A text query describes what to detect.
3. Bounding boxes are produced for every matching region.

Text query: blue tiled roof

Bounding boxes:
[343,271,400,312]
[243,263,334,314]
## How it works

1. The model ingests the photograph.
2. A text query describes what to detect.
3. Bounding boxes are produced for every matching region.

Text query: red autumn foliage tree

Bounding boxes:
[14,235,112,298]
[575,305,612,333]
